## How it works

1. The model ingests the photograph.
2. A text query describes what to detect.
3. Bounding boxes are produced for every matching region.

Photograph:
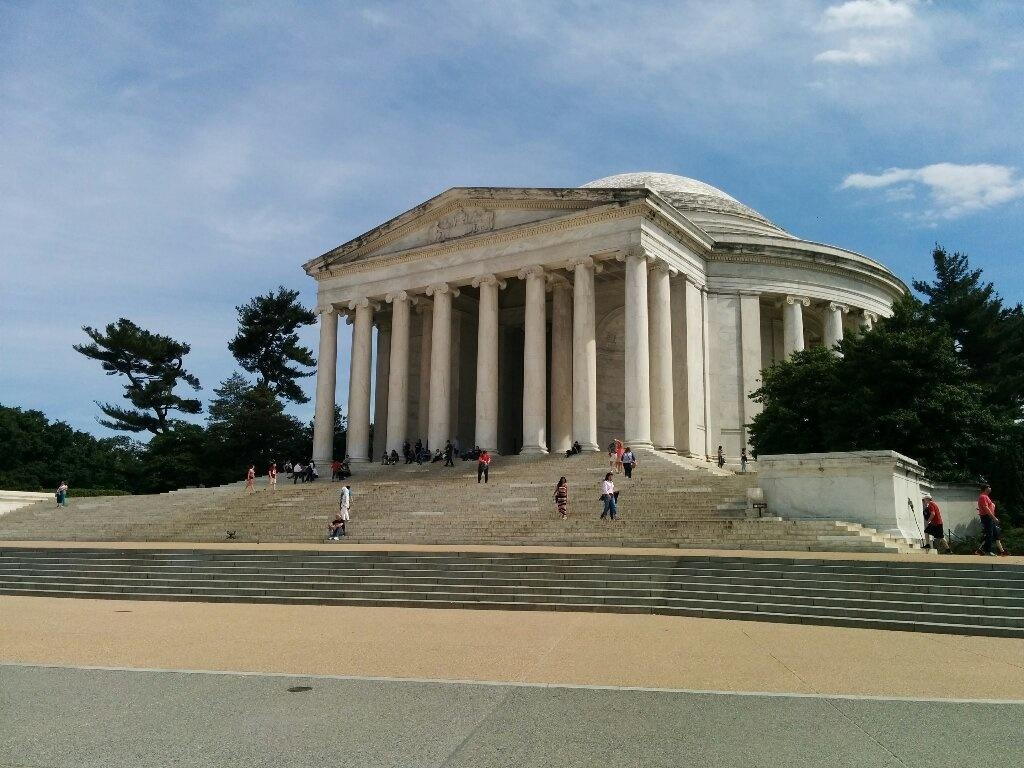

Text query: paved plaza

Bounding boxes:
[2,664,1021,768]
[2,593,1023,766]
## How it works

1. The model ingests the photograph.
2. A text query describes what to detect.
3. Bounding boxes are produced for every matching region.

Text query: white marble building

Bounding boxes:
[304,172,905,465]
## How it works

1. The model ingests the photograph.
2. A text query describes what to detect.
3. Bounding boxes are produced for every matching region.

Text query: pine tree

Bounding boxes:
[227,287,317,404]
[73,318,202,434]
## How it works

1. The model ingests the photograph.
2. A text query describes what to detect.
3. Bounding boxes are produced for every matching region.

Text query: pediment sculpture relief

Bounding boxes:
[431,207,495,243]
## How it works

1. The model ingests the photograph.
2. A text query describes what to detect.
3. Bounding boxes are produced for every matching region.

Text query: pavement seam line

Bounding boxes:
[2,662,1022,704]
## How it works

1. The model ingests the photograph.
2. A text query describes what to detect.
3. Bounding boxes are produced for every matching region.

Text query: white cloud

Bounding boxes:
[815,0,918,66]
[842,163,1024,218]
[819,0,916,32]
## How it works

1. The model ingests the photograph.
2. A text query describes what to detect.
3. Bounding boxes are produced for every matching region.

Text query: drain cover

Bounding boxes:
[287,685,313,693]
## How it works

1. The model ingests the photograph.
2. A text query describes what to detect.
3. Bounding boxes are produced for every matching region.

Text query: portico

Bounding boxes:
[305,173,904,466]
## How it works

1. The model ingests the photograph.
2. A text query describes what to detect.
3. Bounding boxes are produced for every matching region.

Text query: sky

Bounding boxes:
[2,0,1023,438]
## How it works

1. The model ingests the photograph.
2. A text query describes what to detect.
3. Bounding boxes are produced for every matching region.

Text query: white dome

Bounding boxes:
[581,171,788,237]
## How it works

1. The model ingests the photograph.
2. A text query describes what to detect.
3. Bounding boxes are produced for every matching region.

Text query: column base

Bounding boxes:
[654,445,677,453]
[519,445,549,455]
[624,440,654,451]
[577,442,601,452]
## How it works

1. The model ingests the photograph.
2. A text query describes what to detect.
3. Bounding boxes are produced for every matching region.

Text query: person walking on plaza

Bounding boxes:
[333,484,351,538]
[267,462,277,491]
[554,476,569,519]
[622,447,636,479]
[55,481,68,508]
[478,449,491,484]
[444,441,454,467]
[245,464,256,494]
[975,485,1008,556]
[614,439,624,474]
[717,445,726,469]
[600,472,618,520]
[921,493,950,552]
[740,448,749,474]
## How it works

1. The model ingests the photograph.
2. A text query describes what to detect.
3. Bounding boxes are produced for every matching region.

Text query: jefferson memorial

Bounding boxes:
[304,172,905,466]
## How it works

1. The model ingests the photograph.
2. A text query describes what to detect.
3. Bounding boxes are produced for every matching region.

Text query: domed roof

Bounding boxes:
[581,172,789,238]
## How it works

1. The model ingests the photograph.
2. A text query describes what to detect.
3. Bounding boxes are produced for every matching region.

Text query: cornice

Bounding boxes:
[314,201,649,281]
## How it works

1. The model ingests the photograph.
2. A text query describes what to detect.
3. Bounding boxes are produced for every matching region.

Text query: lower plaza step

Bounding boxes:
[0,450,917,553]
[1,547,1021,638]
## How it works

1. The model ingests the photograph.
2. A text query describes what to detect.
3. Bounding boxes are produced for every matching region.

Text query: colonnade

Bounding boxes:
[311,248,880,465]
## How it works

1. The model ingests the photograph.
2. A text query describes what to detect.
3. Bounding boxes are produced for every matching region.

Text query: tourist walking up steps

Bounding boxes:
[921,493,950,552]
[717,445,726,469]
[740,449,749,473]
[622,447,636,479]
[245,465,256,494]
[600,472,618,520]
[268,462,277,491]
[478,449,491,483]
[55,481,68,508]
[975,485,1008,556]
[329,484,352,540]
[554,476,569,519]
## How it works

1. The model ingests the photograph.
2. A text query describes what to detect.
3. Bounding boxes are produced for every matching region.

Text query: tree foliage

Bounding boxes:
[227,287,316,404]
[73,318,202,434]
[0,404,139,491]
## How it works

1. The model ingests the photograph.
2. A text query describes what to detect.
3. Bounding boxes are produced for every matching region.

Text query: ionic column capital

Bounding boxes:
[385,290,410,304]
[315,304,337,317]
[546,273,572,292]
[828,302,850,314]
[347,297,380,312]
[425,283,459,298]
[567,256,604,274]
[517,265,546,281]
[619,245,653,263]
[472,274,507,290]
[785,295,811,307]
[862,310,879,322]
[649,260,677,276]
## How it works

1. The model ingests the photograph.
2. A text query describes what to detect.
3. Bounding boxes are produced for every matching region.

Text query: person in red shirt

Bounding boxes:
[477,450,491,484]
[921,494,950,552]
[975,485,1008,556]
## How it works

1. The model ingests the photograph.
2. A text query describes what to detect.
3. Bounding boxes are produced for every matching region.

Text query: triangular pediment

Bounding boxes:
[304,187,649,274]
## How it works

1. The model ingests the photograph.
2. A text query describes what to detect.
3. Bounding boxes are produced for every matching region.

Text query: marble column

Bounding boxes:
[783,295,810,356]
[520,265,548,454]
[701,287,715,459]
[372,318,391,458]
[647,262,675,451]
[346,299,374,462]
[385,291,411,453]
[416,300,433,441]
[623,248,653,449]
[569,257,599,451]
[311,305,338,468]
[859,310,878,333]
[426,283,456,450]
[473,275,503,452]
[739,293,763,442]
[549,277,573,455]
[673,278,706,458]
[824,302,849,350]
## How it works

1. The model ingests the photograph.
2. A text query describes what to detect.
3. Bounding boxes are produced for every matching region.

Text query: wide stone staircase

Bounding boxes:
[0,451,918,553]
[1,547,1020,637]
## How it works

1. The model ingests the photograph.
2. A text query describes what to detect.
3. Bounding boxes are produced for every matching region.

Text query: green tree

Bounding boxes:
[0,404,140,491]
[227,287,316,404]
[73,318,202,434]
[913,245,1024,414]
[749,296,1007,483]
[205,374,309,477]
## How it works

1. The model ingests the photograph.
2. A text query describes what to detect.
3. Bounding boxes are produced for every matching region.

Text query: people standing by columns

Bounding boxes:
[426,283,456,451]
[647,262,675,451]
[385,291,411,453]
[519,266,548,453]
[346,298,375,462]
[311,305,339,469]
[623,247,653,448]
[783,295,809,356]
[569,257,600,452]
[549,277,573,455]
[472,275,503,453]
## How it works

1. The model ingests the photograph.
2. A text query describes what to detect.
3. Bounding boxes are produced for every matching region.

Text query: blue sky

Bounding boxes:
[2,0,1023,437]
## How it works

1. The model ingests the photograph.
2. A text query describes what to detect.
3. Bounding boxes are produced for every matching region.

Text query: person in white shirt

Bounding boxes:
[600,473,617,520]
[337,484,352,536]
